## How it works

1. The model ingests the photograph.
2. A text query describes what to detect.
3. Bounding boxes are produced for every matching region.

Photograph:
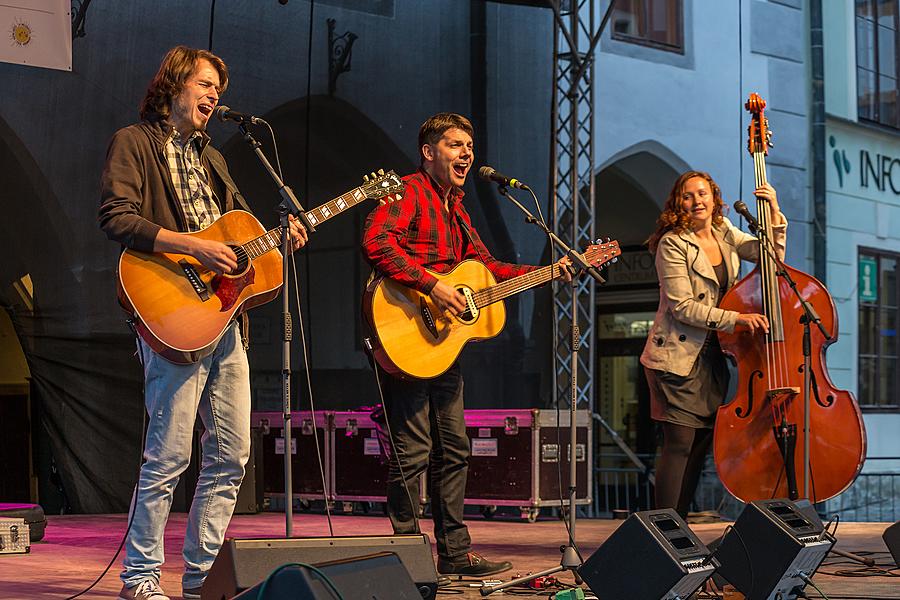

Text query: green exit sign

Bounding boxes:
[859,255,878,303]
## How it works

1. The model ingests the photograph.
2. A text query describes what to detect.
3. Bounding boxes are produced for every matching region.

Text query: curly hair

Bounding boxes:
[139,46,228,121]
[646,171,726,253]
[417,113,474,162]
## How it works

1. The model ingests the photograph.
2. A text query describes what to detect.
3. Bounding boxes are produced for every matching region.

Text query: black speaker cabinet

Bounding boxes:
[174,427,264,514]
[231,551,423,599]
[716,499,834,600]
[883,520,900,568]
[578,509,716,600]
[202,534,438,600]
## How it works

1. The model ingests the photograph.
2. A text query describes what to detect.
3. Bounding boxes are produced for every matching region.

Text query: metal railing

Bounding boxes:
[593,452,900,522]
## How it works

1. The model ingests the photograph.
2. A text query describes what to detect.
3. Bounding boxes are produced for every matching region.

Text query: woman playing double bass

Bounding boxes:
[640,170,787,516]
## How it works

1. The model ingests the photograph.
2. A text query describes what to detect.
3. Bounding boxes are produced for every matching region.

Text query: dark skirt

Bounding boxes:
[645,337,730,429]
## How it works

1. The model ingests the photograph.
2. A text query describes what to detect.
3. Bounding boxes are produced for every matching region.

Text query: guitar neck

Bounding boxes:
[241,185,371,259]
[473,263,563,308]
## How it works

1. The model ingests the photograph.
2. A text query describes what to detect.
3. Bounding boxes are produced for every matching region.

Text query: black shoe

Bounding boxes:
[437,552,513,577]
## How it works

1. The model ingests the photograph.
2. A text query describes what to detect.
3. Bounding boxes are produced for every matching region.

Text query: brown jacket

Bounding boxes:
[640,216,787,377]
[98,118,248,250]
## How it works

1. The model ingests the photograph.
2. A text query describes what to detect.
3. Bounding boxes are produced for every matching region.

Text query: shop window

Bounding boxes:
[611,0,684,53]
[856,0,900,128]
[858,249,899,409]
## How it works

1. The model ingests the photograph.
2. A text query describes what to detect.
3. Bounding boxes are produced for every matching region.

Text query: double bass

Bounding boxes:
[713,93,866,503]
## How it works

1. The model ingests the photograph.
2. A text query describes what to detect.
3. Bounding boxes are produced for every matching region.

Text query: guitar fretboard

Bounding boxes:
[473,263,563,308]
[471,245,617,308]
[241,185,372,259]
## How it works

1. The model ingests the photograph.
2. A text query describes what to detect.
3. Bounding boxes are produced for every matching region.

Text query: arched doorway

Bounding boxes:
[594,146,685,459]
[220,95,416,409]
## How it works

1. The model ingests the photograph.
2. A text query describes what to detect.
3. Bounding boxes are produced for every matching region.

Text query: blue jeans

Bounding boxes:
[121,322,250,590]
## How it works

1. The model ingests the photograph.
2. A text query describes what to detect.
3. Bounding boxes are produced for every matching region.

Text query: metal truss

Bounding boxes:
[550,1,613,411]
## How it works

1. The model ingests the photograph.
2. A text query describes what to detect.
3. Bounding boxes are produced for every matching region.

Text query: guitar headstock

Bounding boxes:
[745,92,773,156]
[582,238,621,269]
[361,169,404,205]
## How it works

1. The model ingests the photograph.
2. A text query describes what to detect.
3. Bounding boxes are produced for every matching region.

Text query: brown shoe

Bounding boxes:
[437,551,513,576]
[117,580,170,600]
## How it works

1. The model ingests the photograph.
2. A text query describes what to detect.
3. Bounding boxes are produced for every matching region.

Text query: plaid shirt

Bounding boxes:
[164,129,221,232]
[362,169,537,293]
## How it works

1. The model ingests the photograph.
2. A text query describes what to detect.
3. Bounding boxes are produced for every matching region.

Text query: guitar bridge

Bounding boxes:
[179,259,210,301]
[420,297,438,339]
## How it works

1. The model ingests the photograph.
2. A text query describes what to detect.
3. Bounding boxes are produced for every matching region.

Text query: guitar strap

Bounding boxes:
[455,210,493,267]
[205,150,254,214]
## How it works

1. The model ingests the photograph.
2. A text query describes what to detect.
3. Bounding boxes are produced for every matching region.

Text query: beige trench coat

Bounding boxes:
[640,216,787,377]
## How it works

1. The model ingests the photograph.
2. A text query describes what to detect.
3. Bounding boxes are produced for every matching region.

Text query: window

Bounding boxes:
[611,0,684,53]
[856,0,900,128]
[858,249,899,409]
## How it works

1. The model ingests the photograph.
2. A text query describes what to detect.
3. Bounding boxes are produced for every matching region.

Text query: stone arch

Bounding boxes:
[220,95,416,403]
[595,141,688,247]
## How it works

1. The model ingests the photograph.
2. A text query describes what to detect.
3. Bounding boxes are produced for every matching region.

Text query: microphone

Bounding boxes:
[478,166,530,190]
[213,105,265,125]
[733,200,760,233]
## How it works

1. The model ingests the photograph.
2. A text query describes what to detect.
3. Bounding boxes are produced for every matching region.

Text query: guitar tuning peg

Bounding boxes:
[768,140,775,148]
[611,257,618,264]
[363,174,370,182]
[377,168,385,176]
[371,172,377,180]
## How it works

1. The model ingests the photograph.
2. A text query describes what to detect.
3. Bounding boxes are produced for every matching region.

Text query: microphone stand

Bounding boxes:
[238,122,315,538]
[480,185,604,597]
[752,224,829,497]
[750,224,872,568]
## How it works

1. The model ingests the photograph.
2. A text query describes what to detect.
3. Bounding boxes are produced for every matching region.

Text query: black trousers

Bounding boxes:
[380,364,472,560]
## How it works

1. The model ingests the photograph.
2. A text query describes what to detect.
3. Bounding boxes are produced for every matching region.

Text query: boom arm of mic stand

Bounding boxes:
[495,186,605,283]
[238,124,316,233]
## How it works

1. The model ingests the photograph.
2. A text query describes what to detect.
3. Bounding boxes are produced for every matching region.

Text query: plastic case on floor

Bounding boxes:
[463,409,592,521]
[0,503,45,542]
[331,410,427,510]
[252,411,333,502]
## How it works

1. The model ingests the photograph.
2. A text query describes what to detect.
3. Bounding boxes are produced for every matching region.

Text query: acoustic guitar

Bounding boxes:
[364,240,621,379]
[119,170,403,364]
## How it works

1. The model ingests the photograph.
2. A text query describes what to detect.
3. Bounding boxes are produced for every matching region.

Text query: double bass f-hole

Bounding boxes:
[735,369,764,418]
[797,364,836,408]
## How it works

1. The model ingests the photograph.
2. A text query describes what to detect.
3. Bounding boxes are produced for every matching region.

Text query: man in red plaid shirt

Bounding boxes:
[362,113,570,577]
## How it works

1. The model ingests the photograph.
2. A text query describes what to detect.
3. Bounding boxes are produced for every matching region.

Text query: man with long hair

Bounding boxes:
[99,46,306,600]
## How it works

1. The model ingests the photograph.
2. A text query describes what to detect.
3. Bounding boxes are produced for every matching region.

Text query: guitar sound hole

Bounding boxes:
[229,245,250,276]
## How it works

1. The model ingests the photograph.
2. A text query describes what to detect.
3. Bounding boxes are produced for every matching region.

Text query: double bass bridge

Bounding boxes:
[765,386,800,406]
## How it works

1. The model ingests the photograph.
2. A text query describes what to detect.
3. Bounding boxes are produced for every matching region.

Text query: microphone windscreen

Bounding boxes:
[478,166,495,179]
[213,105,230,122]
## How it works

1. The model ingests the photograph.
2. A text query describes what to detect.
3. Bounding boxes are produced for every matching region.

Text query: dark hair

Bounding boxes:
[645,170,726,253]
[139,46,229,121]
[417,112,474,160]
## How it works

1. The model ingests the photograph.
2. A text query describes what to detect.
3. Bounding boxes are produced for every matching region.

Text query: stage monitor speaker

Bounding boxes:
[230,551,423,599]
[716,499,834,600]
[884,520,900,568]
[577,509,717,600]
[201,534,438,600]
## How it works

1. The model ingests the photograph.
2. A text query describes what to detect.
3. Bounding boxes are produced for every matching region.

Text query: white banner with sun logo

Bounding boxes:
[0,0,71,71]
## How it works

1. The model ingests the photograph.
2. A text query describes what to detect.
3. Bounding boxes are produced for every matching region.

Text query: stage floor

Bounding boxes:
[0,512,896,599]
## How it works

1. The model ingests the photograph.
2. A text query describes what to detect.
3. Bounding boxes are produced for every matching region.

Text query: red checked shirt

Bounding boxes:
[362,169,537,293]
